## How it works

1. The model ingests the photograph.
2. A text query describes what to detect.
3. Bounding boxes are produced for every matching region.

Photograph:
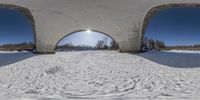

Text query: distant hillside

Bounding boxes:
[0,42,34,51]
[164,45,200,51]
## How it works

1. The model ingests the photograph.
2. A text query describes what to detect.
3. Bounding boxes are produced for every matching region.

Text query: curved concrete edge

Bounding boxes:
[0,1,200,54]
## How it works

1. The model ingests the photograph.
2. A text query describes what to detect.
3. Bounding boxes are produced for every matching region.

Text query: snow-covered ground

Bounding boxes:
[165,50,200,53]
[1,50,200,100]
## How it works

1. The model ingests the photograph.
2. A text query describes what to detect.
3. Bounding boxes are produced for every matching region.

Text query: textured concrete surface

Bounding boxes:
[0,0,199,53]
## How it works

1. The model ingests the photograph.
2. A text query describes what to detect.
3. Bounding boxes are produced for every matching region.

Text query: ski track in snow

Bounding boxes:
[0,50,200,100]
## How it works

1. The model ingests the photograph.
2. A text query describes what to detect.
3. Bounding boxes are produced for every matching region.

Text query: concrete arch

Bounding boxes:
[141,3,200,46]
[2,1,200,54]
[54,30,119,52]
[0,3,36,51]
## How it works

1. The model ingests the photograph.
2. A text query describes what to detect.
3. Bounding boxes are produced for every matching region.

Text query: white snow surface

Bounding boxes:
[1,50,200,100]
[165,50,200,53]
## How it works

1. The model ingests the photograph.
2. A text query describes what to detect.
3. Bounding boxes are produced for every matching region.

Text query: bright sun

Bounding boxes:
[86,29,92,34]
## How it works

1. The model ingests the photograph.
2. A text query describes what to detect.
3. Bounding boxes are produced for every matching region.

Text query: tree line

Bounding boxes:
[0,38,119,52]
[166,45,200,50]
[56,38,119,51]
[143,37,200,51]
[142,37,165,51]
[0,42,34,51]
[95,37,119,50]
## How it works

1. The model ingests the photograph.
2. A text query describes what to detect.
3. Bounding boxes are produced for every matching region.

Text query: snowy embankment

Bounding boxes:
[165,50,200,53]
[0,50,200,100]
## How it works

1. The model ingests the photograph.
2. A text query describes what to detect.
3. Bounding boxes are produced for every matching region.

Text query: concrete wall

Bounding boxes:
[0,0,199,53]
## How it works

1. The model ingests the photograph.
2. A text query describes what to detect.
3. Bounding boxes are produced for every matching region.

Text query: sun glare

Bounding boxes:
[86,29,92,34]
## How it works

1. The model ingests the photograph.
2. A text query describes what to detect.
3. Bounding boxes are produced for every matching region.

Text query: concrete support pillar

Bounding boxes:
[117,32,142,53]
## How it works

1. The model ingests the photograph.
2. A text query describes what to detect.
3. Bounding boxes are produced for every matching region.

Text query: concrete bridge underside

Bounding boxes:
[0,0,199,53]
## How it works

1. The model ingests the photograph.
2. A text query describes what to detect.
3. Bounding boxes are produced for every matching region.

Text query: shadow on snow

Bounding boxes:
[1,50,200,68]
[138,51,200,68]
[0,51,36,67]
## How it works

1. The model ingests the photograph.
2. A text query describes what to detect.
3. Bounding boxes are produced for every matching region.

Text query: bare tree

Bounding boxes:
[96,40,105,49]
[96,37,110,49]
[142,37,166,51]
[110,40,119,50]
[148,39,155,50]
[155,40,165,49]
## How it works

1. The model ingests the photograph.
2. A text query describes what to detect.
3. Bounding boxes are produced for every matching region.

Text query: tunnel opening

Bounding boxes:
[55,30,119,52]
[0,5,36,53]
[142,3,200,52]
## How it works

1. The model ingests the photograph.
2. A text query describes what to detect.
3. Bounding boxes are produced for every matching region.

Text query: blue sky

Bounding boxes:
[58,31,112,47]
[0,8,34,45]
[145,7,200,46]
